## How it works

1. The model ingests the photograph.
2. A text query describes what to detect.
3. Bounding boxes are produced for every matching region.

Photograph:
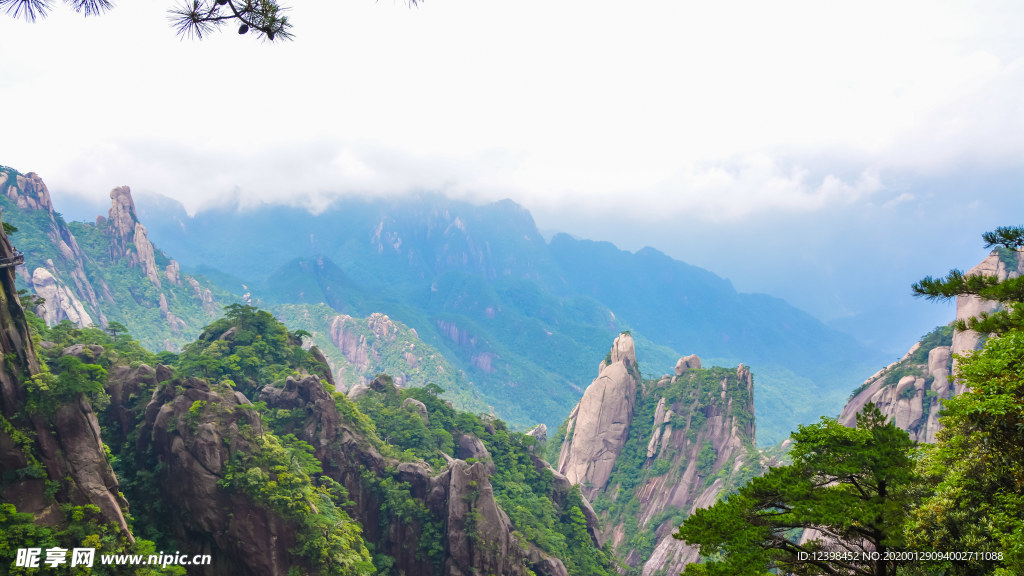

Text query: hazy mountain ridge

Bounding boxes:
[134,191,885,443]
[2,162,885,443]
[271,301,491,415]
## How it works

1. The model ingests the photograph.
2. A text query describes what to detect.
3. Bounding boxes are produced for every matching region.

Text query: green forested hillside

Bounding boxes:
[271,302,489,413]
[0,165,232,352]
[3,295,611,575]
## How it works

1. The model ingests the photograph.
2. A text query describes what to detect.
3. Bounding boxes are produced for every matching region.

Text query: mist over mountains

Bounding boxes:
[127,191,888,444]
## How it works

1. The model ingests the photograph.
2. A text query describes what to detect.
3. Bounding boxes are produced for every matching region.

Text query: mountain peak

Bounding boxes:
[2,171,55,214]
[108,185,140,234]
[608,331,637,371]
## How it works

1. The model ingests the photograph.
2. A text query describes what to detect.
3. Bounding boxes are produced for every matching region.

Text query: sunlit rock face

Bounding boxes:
[557,333,640,499]
[841,248,1023,443]
[555,332,760,576]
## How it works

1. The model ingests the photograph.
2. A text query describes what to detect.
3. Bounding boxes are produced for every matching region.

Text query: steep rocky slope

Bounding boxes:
[555,334,761,575]
[950,247,1024,373]
[0,217,133,542]
[840,247,1023,442]
[557,333,641,500]
[0,166,226,351]
[272,302,490,415]
[840,326,953,443]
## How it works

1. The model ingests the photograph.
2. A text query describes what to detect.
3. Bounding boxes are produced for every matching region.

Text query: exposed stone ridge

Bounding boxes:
[557,332,640,499]
[259,374,566,576]
[187,277,217,314]
[135,376,311,575]
[0,223,132,541]
[840,340,953,443]
[952,248,1024,388]
[636,362,758,576]
[2,170,100,322]
[5,170,219,348]
[107,186,162,287]
[674,354,701,379]
[107,186,139,251]
[5,172,55,213]
[557,347,759,575]
[327,312,441,390]
[330,314,374,385]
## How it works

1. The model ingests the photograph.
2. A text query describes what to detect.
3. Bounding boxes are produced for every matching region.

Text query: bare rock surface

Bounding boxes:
[674,354,701,377]
[557,344,759,575]
[137,377,305,576]
[30,267,93,327]
[557,333,640,499]
[951,251,1017,360]
[7,173,54,213]
[107,186,162,287]
[525,423,548,443]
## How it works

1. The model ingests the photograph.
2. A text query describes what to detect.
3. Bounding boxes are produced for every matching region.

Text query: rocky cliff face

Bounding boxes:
[557,333,641,500]
[260,374,554,576]
[0,166,224,351]
[99,345,567,576]
[132,375,316,575]
[840,248,1023,442]
[272,302,491,415]
[107,186,163,288]
[4,171,100,327]
[0,219,132,540]
[840,328,953,443]
[555,335,761,575]
[636,362,759,576]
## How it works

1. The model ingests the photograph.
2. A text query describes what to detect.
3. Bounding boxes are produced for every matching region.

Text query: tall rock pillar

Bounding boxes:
[557,333,640,499]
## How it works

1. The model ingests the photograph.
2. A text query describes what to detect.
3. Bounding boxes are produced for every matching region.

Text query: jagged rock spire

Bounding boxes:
[557,332,639,499]
[106,186,162,287]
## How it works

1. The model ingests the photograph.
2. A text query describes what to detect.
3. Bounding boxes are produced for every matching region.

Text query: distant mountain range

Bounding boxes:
[130,190,888,444]
[2,162,892,444]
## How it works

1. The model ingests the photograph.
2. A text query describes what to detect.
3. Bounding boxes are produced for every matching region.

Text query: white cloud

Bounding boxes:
[2,0,1023,225]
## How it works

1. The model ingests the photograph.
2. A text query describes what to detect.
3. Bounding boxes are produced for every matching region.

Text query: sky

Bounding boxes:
[2,0,1023,354]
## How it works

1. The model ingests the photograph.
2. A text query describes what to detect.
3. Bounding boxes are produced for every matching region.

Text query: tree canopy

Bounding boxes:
[674,403,919,576]
[907,328,1024,575]
[675,227,1024,576]
[906,227,1024,575]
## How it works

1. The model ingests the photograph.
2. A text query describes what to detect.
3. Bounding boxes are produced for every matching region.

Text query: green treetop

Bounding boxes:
[674,403,919,576]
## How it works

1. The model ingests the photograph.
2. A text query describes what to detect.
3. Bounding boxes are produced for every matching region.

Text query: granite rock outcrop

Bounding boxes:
[257,374,567,576]
[0,167,222,351]
[840,247,1023,442]
[555,337,760,575]
[557,332,640,499]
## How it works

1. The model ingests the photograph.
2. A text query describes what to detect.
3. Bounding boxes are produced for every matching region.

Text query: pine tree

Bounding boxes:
[912,225,1024,335]
[674,403,919,576]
